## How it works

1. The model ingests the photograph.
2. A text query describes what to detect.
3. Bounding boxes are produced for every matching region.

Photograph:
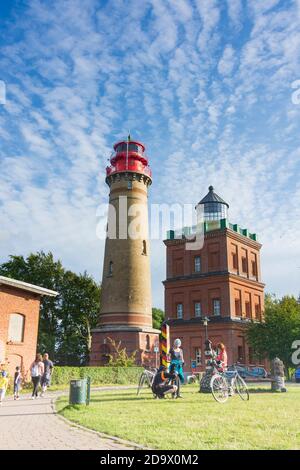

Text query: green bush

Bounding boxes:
[51,366,143,386]
[51,367,84,385]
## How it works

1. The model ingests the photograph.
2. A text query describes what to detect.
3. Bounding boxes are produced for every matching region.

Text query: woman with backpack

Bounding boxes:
[30,354,44,399]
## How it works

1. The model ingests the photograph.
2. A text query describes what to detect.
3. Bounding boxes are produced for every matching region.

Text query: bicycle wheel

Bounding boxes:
[210,374,229,403]
[145,372,154,388]
[137,373,146,396]
[235,375,249,401]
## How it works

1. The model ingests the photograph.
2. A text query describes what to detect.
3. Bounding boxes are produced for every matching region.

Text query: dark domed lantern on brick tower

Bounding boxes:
[90,136,160,367]
[197,185,229,221]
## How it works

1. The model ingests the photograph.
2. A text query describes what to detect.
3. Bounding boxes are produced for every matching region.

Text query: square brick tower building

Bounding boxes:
[164,186,265,372]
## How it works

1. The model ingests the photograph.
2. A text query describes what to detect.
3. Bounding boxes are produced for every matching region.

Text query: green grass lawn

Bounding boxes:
[56,384,300,450]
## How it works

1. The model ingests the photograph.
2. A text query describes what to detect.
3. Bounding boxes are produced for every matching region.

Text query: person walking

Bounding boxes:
[13,366,22,400]
[30,354,44,399]
[0,370,9,406]
[40,353,54,397]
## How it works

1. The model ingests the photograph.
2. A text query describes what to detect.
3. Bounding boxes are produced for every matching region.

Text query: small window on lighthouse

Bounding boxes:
[142,240,147,255]
[127,180,132,190]
[108,261,113,276]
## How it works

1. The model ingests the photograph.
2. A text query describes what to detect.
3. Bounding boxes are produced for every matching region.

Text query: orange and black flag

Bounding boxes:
[160,321,170,368]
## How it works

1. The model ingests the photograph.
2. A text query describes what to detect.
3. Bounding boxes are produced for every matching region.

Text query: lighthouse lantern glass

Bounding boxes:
[204,202,227,221]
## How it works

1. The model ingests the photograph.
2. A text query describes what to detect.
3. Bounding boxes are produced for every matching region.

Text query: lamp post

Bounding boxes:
[203,316,210,341]
[200,316,213,394]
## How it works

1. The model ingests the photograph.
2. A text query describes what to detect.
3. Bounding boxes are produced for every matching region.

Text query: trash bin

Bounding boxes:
[69,377,91,405]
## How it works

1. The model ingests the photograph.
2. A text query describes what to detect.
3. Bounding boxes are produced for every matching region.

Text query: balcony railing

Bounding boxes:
[106,165,152,177]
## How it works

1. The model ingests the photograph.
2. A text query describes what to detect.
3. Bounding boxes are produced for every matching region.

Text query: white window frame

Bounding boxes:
[213,299,221,316]
[194,302,202,317]
[8,313,25,343]
[176,303,183,319]
[194,256,201,273]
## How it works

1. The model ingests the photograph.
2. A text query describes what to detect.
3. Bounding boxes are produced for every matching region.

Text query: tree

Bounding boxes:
[152,307,164,330]
[247,294,300,377]
[107,338,137,367]
[0,252,101,365]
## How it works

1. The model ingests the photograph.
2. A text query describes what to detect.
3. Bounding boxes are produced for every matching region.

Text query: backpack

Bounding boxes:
[31,363,39,377]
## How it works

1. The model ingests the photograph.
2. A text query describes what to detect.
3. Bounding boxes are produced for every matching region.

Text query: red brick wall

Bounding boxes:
[164,229,264,321]
[169,323,268,373]
[164,227,266,370]
[0,285,41,379]
[90,330,159,367]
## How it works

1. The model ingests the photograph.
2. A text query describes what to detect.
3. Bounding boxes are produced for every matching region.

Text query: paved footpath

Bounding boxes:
[0,391,137,450]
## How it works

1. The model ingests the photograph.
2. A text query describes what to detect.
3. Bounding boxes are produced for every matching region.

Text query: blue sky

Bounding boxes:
[0,0,300,308]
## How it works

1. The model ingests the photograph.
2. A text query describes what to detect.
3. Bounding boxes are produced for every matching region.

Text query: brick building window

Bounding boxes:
[231,244,238,270]
[213,299,221,316]
[8,313,25,343]
[194,256,201,273]
[251,260,257,277]
[235,299,242,316]
[145,334,150,351]
[194,302,202,317]
[195,348,202,366]
[255,303,261,320]
[241,257,248,273]
[245,300,251,318]
[176,303,183,319]
[232,253,238,269]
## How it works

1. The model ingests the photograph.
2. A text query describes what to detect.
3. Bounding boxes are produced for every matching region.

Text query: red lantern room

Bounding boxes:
[106,136,152,180]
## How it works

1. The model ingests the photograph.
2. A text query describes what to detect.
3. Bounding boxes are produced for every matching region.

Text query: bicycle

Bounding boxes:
[137,367,156,396]
[210,360,249,403]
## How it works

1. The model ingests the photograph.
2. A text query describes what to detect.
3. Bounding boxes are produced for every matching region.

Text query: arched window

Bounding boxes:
[8,314,25,343]
[142,240,147,255]
[108,261,113,275]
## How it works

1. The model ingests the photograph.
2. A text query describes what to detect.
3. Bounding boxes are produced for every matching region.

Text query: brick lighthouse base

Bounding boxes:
[90,326,160,368]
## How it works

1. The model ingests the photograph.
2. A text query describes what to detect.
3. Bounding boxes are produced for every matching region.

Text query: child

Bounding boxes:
[0,370,9,406]
[14,366,22,400]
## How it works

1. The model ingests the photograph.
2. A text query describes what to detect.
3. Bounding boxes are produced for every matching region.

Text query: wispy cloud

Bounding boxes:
[0,0,299,307]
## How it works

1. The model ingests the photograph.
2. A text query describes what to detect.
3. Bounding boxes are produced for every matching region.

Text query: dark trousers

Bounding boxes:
[32,376,40,397]
[174,375,181,396]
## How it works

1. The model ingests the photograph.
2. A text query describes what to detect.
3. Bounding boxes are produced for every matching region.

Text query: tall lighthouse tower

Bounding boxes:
[90,137,160,366]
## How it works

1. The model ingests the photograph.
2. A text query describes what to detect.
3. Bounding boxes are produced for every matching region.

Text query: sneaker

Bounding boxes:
[31,396,35,400]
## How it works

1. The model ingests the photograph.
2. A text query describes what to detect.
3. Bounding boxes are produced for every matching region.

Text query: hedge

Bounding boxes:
[51,366,144,385]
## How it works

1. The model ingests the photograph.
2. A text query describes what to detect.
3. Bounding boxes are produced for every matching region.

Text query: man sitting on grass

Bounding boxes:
[152,365,178,399]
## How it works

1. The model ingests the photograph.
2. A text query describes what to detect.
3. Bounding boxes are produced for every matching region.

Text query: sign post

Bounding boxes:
[154,343,159,369]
